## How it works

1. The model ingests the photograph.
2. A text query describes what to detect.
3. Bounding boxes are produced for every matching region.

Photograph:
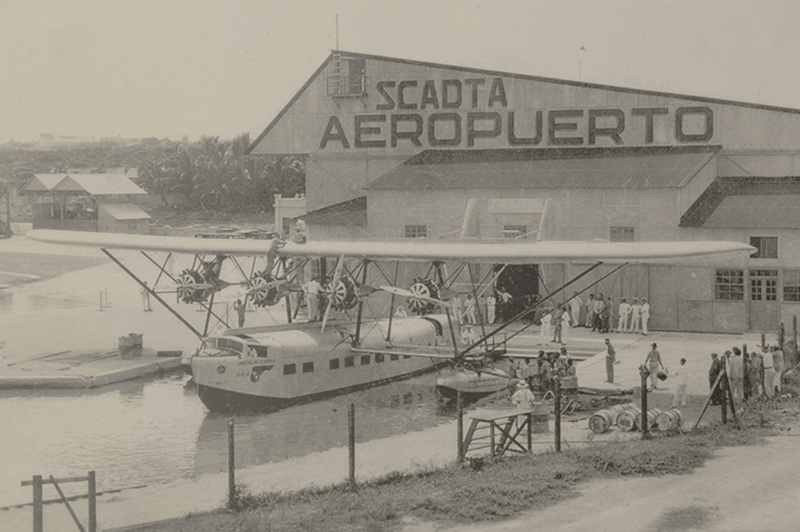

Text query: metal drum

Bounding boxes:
[588,404,629,434]
[654,408,683,431]
[616,407,640,432]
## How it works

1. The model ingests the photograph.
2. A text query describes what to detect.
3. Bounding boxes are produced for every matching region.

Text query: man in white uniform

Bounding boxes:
[640,297,651,335]
[569,292,582,327]
[486,293,497,324]
[617,297,630,333]
[629,298,641,333]
[302,277,321,321]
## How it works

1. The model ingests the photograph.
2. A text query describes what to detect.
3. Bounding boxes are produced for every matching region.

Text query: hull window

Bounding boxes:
[390,354,399,361]
[360,355,371,365]
[345,356,355,368]
[283,364,296,375]
[375,353,384,363]
[303,362,314,373]
[330,358,340,370]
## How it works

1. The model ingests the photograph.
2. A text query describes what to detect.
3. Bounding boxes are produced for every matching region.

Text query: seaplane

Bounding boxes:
[27,209,754,413]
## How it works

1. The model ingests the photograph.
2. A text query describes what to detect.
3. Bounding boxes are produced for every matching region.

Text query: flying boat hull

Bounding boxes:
[191,316,452,412]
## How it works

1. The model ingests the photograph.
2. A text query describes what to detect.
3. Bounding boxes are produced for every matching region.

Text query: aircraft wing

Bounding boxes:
[27,229,754,263]
[278,239,754,263]
[26,229,278,256]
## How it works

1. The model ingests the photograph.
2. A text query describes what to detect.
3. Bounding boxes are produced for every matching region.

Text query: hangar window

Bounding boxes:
[327,55,367,96]
[405,225,428,238]
[502,225,528,239]
[750,236,778,259]
[783,271,800,302]
[750,269,778,301]
[715,269,744,300]
[610,226,635,242]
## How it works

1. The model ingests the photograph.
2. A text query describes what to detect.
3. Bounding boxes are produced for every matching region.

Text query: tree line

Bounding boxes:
[137,134,304,211]
[1,134,305,213]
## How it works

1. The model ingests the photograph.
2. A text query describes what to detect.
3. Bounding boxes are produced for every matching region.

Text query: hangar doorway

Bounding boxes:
[494,264,539,323]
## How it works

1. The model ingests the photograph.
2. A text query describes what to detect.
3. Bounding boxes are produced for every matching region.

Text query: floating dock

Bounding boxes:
[0,348,183,389]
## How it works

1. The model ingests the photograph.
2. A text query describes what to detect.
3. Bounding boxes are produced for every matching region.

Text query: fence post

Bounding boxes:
[641,366,650,439]
[348,403,356,486]
[554,376,561,452]
[228,419,235,509]
[33,475,43,532]
[88,471,97,532]
[456,391,464,462]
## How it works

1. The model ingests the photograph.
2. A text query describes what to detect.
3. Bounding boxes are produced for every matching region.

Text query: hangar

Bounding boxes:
[248,51,800,334]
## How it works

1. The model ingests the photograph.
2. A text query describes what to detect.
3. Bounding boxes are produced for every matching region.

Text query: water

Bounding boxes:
[0,370,454,507]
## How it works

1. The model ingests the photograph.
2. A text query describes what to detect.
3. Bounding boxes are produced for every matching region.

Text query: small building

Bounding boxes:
[21,173,150,233]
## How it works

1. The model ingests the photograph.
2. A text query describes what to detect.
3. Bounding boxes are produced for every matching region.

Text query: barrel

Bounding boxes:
[645,408,663,430]
[531,413,549,433]
[654,408,683,431]
[616,407,640,432]
[588,404,629,434]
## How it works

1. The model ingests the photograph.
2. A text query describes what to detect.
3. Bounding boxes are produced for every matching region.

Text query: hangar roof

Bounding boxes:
[98,202,151,221]
[301,196,367,226]
[703,194,800,229]
[365,146,720,190]
[22,173,146,196]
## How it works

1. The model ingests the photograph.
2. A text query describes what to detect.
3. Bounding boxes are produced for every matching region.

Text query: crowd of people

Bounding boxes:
[508,348,578,407]
[708,344,789,404]
[566,292,651,335]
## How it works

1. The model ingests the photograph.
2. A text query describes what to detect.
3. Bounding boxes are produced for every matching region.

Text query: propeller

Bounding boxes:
[321,254,346,332]
[379,285,452,308]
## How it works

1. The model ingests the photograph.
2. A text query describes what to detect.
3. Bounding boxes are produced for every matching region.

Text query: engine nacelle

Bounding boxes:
[323,276,359,310]
[176,269,211,303]
[249,271,282,307]
[407,277,440,315]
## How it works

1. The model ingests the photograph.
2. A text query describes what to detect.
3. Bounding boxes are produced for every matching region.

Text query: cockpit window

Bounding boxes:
[248,345,269,358]
[217,338,244,354]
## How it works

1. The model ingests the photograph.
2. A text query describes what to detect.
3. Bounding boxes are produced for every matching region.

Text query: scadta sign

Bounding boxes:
[320,77,714,150]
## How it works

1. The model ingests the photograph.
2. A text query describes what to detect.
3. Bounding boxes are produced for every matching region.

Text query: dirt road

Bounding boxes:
[429,432,799,532]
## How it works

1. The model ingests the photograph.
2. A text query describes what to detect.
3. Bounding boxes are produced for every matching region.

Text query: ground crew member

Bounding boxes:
[234,298,246,327]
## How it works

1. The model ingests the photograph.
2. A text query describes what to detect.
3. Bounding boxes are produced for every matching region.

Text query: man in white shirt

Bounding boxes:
[640,298,651,335]
[302,277,322,321]
[486,293,497,324]
[761,345,775,398]
[629,298,641,333]
[617,298,630,333]
[671,358,689,407]
[570,292,582,327]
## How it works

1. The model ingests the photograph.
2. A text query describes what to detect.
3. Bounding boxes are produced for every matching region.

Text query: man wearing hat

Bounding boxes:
[644,342,664,390]
[640,298,651,335]
[511,380,536,408]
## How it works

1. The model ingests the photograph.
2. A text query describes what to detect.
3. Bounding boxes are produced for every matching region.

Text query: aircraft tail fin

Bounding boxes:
[460,198,480,239]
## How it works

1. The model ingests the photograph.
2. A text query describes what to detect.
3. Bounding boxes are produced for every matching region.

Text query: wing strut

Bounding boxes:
[352,260,370,346]
[435,263,461,358]
[101,249,204,340]
[385,262,401,343]
[460,261,612,358]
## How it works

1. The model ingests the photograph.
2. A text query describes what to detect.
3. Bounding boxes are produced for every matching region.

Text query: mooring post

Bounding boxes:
[554,376,561,452]
[348,403,356,486]
[33,475,43,532]
[227,419,235,509]
[456,390,464,462]
[88,471,97,532]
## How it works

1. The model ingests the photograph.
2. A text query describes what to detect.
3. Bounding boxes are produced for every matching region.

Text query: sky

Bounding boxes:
[1,0,798,143]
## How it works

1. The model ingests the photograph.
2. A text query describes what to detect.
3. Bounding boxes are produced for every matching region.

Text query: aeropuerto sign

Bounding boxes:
[320,77,714,150]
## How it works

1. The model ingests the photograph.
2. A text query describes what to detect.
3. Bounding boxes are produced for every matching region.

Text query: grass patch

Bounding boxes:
[129,372,800,532]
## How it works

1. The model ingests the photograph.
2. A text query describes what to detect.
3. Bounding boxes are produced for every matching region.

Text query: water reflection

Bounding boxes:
[0,371,455,507]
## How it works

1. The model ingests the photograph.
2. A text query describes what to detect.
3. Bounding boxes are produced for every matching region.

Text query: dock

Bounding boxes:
[0,348,183,389]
